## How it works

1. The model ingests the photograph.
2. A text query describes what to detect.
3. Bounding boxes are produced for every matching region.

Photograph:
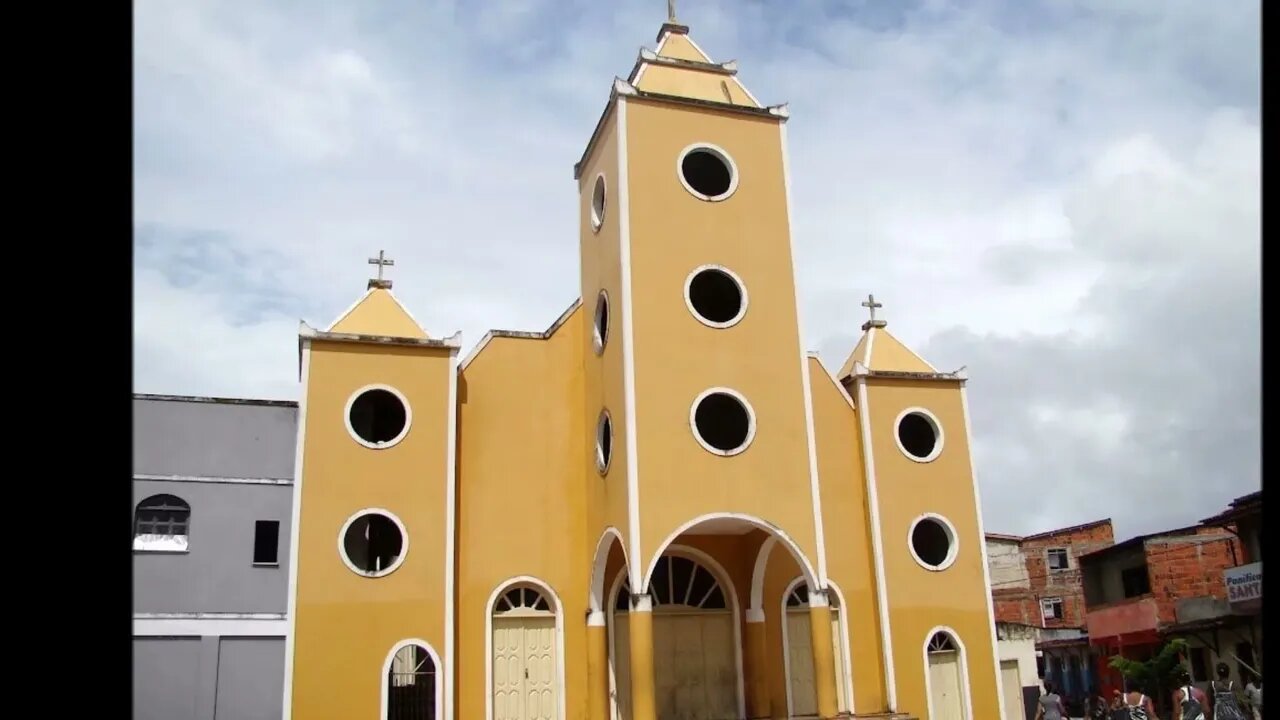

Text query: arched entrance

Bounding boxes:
[924,628,971,720]
[489,580,562,720]
[609,547,739,720]
[782,578,849,717]
[382,640,441,720]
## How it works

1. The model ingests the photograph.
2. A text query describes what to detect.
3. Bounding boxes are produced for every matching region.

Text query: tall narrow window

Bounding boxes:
[254,520,280,565]
[387,644,437,720]
[133,494,191,552]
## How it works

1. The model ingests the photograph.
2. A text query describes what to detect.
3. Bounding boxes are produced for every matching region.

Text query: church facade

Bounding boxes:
[282,18,1002,720]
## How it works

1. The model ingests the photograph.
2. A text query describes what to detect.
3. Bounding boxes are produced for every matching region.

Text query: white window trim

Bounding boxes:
[1046,547,1070,571]
[596,408,614,476]
[590,172,607,232]
[676,142,740,202]
[683,264,749,329]
[689,386,757,457]
[344,384,413,450]
[593,290,610,355]
[907,512,960,572]
[893,406,945,463]
[337,508,410,578]
[1040,597,1064,622]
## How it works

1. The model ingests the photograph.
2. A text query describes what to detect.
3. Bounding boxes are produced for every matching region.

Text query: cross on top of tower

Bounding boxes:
[667,0,677,22]
[861,293,887,331]
[368,250,395,290]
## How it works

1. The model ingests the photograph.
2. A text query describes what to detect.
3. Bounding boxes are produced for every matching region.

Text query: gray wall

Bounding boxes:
[133,479,292,613]
[133,637,284,720]
[133,395,297,479]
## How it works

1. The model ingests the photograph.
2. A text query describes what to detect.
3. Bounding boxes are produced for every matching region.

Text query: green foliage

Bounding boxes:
[1108,638,1191,693]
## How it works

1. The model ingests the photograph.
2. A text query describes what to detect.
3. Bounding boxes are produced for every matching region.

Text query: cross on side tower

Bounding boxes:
[368,250,395,290]
[861,293,887,331]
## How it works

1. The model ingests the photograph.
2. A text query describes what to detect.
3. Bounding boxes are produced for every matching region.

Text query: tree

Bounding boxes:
[1109,638,1191,711]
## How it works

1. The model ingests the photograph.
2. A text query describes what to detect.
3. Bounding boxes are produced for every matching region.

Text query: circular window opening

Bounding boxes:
[340,511,407,577]
[590,174,607,231]
[896,409,942,461]
[593,291,610,354]
[909,515,957,571]
[596,410,613,474]
[679,145,736,200]
[686,266,746,328]
[691,389,755,456]
[347,386,410,448]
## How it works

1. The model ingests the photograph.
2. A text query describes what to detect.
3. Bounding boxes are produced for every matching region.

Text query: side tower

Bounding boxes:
[839,305,1003,719]
[578,15,836,720]
[282,264,461,720]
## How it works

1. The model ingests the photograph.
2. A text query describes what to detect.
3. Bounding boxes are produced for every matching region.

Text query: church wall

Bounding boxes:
[862,377,1001,719]
[289,340,454,719]
[577,107,633,565]
[807,356,888,711]
[622,98,819,579]
[456,314,589,720]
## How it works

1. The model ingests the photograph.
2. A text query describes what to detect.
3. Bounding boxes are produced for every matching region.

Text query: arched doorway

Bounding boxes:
[382,640,440,720]
[782,579,849,717]
[610,548,738,720]
[925,629,970,720]
[491,582,560,720]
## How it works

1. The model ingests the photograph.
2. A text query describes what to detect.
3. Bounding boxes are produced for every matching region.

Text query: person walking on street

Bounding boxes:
[1037,680,1067,720]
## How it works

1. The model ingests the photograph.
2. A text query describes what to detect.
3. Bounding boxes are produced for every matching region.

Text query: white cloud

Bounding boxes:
[133,0,1259,537]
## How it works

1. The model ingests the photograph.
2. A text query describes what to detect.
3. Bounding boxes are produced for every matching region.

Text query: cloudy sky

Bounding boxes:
[134,0,1259,540]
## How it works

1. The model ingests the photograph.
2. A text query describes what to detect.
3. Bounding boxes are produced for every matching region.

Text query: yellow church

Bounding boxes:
[282,12,1003,720]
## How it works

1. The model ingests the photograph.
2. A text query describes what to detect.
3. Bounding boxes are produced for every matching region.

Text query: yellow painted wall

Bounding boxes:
[290,340,454,719]
[809,357,888,711]
[457,314,589,720]
[623,99,819,580]
[634,64,757,107]
[863,378,1000,720]
[577,105,632,567]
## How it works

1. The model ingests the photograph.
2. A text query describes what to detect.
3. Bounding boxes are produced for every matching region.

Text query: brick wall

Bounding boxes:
[1143,526,1238,625]
[988,519,1116,629]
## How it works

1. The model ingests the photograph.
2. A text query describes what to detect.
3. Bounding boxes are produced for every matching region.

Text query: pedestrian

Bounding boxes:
[1037,680,1067,720]
[1173,668,1209,719]
[1211,662,1251,720]
[1117,685,1159,720]
[1243,673,1262,720]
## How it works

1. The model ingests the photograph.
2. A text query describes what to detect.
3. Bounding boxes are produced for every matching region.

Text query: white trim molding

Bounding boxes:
[780,122,830,586]
[683,264,749,329]
[281,340,311,720]
[343,383,413,450]
[484,576,567,720]
[644,512,819,591]
[893,406,945,463]
[855,377,897,709]
[922,626,975,720]
[676,142,740,202]
[962,384,1008,720]
[907,512,961,572]
[444,347,460,720]
[380,639,443,720]
[133,473,292,486]
[590,172,608,233]
[617,97,644,587]
[749,536,779,612]
[589,527,627,613]
[133,612,288,637]
[336,508,410,578]
[688,386,757,457]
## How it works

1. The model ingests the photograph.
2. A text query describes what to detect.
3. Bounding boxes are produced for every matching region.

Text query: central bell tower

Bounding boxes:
[575,15,828,635]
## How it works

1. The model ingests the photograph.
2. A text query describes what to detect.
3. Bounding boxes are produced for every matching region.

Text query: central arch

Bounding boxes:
[643,512,820,592]
[608,544,742,720]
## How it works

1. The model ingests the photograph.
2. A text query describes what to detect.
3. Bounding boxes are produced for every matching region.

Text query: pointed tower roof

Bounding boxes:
[625,19,762,109]
[838,294,940,378]
[325,250,429,339]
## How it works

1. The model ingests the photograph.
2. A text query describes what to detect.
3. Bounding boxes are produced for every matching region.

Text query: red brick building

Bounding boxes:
[1079,523,1243,703]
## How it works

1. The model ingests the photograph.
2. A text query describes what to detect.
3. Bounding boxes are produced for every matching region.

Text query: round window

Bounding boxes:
[590,174,607,232]
[339,510,408,577]
[677,144,738,201]
[346,385,411,449]
[908,514,958,571]
[895,408,943,462]
[593,290,610,354]
[685,266,747,328]
[596,409,613,474]
[690,388,755,456]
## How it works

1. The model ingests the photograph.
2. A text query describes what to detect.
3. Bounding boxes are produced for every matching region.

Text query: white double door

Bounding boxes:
[613,609,737,720]
[493,616,557,720]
